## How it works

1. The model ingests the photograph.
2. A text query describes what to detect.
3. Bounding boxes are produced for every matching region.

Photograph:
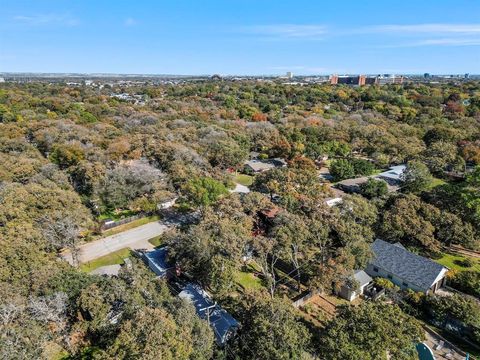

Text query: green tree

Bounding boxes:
[380,194,439,250]
[318,302,424,360]
[351,159,375,176]
[330,159,355,181]
[49,144,85,169]
[462,166,480,221]
[182,176,228,208]
[359,178,388,199]
[234,293,312,360]
[401,161,433,193]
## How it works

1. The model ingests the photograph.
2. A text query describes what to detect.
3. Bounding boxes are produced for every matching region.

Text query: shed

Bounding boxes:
[337,270,373,301]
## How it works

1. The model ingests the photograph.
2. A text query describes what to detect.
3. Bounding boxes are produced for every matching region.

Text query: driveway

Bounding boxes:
[61,221,169,265]
[230,183,250,194]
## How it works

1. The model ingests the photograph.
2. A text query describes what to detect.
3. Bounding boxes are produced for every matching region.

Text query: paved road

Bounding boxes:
[61,221,169,265]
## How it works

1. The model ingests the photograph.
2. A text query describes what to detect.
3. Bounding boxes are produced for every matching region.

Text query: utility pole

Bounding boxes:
[199,303,216,325]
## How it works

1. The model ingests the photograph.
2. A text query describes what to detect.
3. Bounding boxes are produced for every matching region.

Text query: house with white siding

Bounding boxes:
[365,239,448,294]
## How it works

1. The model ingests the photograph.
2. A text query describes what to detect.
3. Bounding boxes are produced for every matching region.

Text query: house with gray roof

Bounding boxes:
[243,158,287,174]
[144,247,171,278]
[365,239,448,294]
[374,164,406,186]
[179,283,239,346]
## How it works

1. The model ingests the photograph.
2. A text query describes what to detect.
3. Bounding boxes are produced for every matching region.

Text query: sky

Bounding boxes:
[1,0,479,75]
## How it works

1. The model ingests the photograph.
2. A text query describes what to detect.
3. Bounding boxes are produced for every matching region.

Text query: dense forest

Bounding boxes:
[1,80,479,359]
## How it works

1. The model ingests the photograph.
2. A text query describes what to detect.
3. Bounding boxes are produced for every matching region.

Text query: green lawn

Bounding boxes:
[234,263,263,291]
[234,174,254,186]
[80,248,132,272]
[148,236,162,248]
[101,215,160,237]
[427,177,447,190]
[434,252,480,272]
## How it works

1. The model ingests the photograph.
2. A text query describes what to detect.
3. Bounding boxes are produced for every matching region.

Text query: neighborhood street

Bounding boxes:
[61,221,169,265]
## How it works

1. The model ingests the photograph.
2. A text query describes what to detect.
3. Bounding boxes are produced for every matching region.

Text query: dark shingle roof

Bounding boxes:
[371,239,447,291]
[179,283,239,346]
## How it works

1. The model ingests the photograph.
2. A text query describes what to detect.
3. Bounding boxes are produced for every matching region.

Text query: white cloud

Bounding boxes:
[13,14,79,26]
[243,24,328,39]
[400,38,480,47]
[124,18,137,27]
[366,23,480,35]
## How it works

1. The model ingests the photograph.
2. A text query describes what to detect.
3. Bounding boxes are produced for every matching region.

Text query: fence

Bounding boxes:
[101,214,144,230]
[292,290,316,308]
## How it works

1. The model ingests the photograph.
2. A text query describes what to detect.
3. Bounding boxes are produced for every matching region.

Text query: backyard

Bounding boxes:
[435,252,480,272]
[233,173,254,186]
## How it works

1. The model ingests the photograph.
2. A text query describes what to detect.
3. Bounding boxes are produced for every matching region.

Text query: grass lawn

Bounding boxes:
[80,248,132,272]
[434,252,480,272]
[101,215,160,237]
[233,173,254,186]
[234,263,263,291]
[427,177,447,190]
[148,236,162,248]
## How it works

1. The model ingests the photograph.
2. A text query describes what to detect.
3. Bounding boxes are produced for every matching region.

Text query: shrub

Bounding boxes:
[453,258,474,268]
[449,271,480,297]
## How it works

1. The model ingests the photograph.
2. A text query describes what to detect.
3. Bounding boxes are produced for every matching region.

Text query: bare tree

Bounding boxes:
[41,215,82,266]
[28,292,68,325]
[0,303,24,326]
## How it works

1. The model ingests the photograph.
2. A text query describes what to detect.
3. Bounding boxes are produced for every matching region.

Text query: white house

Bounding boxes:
[337,270,373,301]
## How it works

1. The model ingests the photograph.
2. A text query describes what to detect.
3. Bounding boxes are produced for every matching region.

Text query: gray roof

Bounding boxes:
[145,247,170,277]
[375,165,406,182]
[354,270,373,287]
[370,239,447,291]
[336,176,369,187]
[244,160,275,172]
[179,283,239,346]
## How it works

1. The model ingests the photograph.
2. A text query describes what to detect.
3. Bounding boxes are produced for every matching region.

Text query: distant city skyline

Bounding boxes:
[1,0,479,75]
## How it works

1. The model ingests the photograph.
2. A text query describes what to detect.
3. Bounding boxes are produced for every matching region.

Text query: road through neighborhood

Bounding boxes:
[61,221,169,265]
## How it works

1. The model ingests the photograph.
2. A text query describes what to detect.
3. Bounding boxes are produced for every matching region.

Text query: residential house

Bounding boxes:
[144,247,171,278]
[243,157,287,174]
[335,164,406,194]
[337,270,373,301]
[336,176,370,193]
[179,283,239,346]
[365,239,448,294]
[374,164,406,187]
[244,160,276,173]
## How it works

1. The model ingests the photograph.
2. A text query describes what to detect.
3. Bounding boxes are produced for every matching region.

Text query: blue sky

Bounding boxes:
[1,0,479,75]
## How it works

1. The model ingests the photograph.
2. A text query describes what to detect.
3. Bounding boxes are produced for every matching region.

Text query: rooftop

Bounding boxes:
[375,164,406,182]
[370,239,447,291]
[144,247,170,277]
[179,283,239,346]
[354,270,373,287]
